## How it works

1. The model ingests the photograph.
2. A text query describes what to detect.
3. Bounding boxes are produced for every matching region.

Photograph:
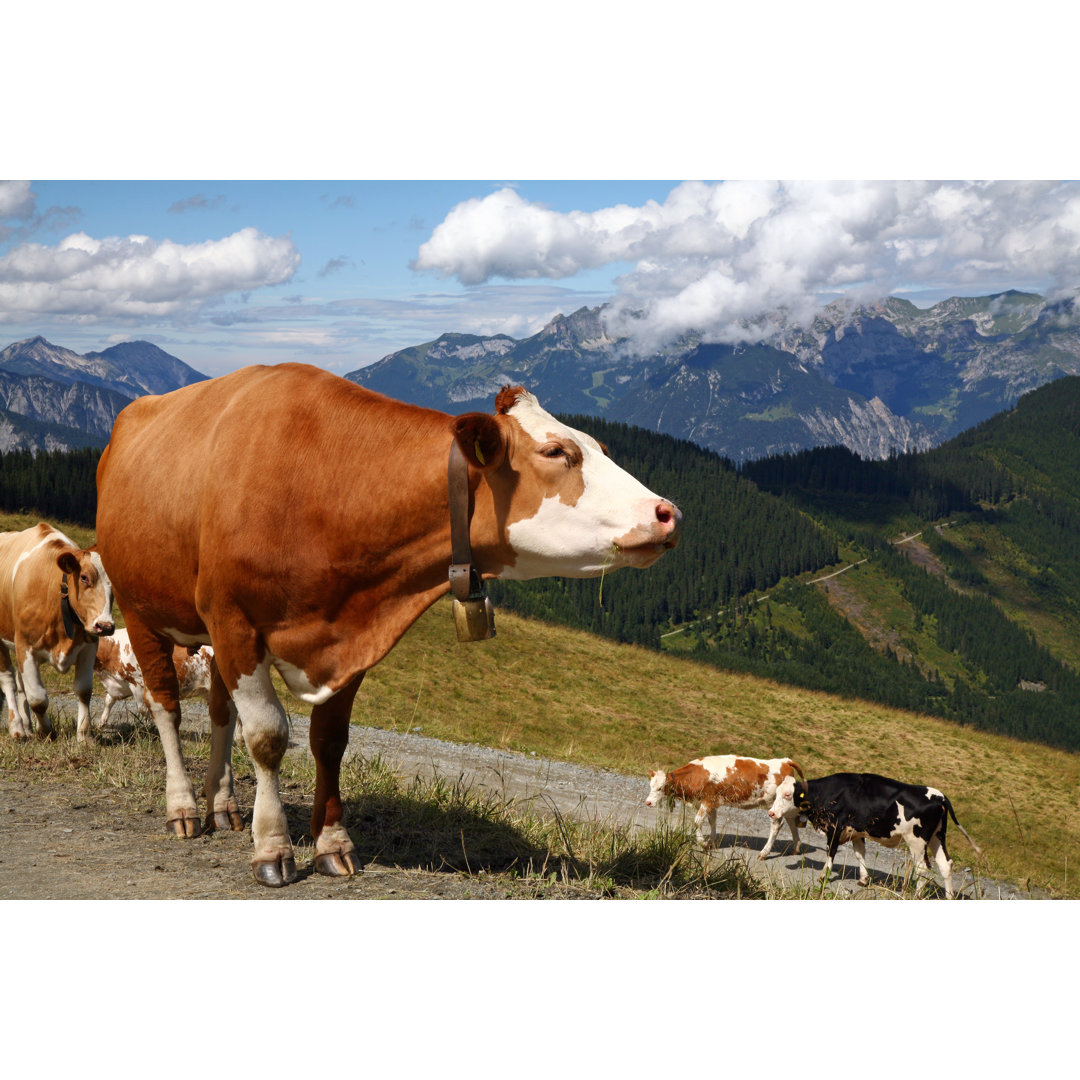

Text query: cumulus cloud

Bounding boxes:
[413,181,1080,351]
[0,226,301,322]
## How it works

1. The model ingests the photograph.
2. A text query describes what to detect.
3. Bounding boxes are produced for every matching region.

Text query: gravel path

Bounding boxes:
[1,696,1033,900]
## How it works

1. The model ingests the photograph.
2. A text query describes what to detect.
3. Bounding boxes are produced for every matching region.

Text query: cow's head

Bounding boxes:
[768,775,806,820]
[57,547,115,638]
[644,770,670,808]
[450,387,682,580]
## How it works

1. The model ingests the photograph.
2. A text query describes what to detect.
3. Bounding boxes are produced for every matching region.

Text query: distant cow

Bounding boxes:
[95,628,213,728]
[0,522,115,741]
[96,365,682,887]
[646,755,805,858]
[768,772,981,898]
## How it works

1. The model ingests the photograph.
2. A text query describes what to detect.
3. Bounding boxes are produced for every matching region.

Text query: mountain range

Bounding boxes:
[3,287,1079,461]
[0,337,206,451]
[346,290,1080,463]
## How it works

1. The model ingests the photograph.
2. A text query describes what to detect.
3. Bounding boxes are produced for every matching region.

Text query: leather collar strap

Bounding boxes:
[60,574,82,638]
[448,439,483,601]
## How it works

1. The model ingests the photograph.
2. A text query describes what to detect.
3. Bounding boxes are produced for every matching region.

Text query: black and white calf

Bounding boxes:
[768,772,980,898]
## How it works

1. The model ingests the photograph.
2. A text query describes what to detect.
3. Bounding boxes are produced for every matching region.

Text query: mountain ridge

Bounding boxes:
[347,291,1080,463]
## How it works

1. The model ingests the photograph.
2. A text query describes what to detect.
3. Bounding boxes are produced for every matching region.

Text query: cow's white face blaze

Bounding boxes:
[58,546,115,638]
[768,775,797,819]
[645,770,668,808]
[497,392,681,580]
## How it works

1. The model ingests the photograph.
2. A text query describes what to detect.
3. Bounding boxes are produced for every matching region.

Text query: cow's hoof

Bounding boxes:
[204,809,245,832]
[756,852,767,861]
[36,727,57,742]
[313,850,362,877]
[252,857,298,888]
[165,813,202,838]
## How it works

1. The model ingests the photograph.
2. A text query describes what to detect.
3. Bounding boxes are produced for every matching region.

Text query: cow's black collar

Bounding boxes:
[60,574,84,639]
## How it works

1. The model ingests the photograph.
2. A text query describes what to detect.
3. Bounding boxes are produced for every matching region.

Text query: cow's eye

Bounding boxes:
[80,574,91,586]
[541,444,566,459]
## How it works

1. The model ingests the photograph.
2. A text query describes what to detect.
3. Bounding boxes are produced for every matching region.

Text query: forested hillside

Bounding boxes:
[0,447,100,526]
[487,419,838,646]
[730,376,1080,750]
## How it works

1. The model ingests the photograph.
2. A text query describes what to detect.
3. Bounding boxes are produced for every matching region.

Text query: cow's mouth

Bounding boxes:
[615,540,675,568]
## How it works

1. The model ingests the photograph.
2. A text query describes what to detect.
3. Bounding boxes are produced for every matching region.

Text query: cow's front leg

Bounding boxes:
[229,656,295,887]
[785,810,801,855]
[820,828,842,882]
[127,617,199,837]
[202,661,243,833]
[16,645,54,740]
[310,674,363,877]
[0,648,32,739]
[759,813,784,859]
[72,644,96,742]
[145,692,201,836]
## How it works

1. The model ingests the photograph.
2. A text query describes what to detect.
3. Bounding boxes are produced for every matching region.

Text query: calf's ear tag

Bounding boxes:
[474,438,486,466]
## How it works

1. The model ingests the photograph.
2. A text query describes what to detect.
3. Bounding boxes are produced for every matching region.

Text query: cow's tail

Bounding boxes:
[944,797,982,855]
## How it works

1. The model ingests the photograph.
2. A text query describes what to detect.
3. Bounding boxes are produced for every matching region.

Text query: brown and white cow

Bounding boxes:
[0,522,115,741]
[95,363,682,886]
[646,754,805,858]
[94,627,213,728]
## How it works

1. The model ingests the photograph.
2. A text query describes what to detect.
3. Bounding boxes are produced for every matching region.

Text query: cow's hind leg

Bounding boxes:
[904,834,933,896]
[310,674,364,877]
[927,823,955,899]
[202,659,243,833]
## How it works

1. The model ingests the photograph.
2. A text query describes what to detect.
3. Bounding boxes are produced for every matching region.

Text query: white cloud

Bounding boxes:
[0,180,35,220]
[0,226,300,322]
[413,181,1080,351]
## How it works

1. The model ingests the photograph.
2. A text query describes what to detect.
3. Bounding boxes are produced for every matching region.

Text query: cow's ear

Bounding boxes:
[648,770,655,778]
[450,413,507,471]
[57,551,79,574]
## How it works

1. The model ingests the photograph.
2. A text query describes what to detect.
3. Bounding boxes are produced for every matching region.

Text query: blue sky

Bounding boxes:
[4,179,1080,380]
[1,180,677,376]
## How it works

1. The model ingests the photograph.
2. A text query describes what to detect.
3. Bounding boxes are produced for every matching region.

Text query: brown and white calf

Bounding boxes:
[95,627,213,728]
[768,772,982,898]
[646,755,805,858]
[96,364,682,886]
[0,522,115,740]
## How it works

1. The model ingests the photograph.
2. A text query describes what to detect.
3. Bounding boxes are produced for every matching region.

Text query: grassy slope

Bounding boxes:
[5,511,1075,897]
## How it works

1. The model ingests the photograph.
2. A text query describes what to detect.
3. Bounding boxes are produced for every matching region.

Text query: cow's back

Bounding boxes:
[697,754,791,809]
[97,364,454,657]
